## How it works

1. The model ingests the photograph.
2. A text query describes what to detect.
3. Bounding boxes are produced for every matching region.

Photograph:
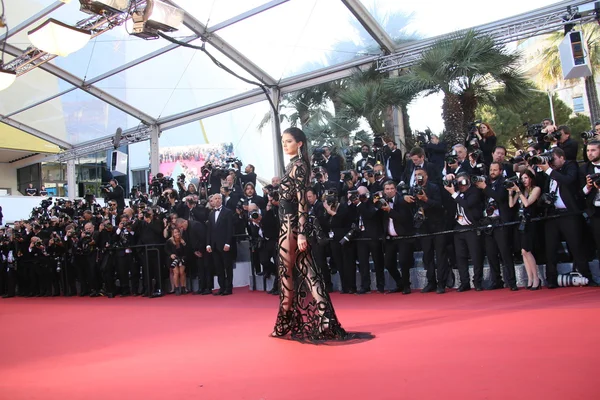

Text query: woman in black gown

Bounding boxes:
[270,127,372,343]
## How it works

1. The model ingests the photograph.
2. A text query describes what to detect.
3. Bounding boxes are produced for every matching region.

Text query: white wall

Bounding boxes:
[0,163,18,195]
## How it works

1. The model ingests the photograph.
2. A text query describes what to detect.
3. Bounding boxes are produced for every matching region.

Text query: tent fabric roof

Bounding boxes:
[0,0,572,153]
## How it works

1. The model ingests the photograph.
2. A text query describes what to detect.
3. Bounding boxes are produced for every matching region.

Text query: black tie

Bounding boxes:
[215,207,222,212]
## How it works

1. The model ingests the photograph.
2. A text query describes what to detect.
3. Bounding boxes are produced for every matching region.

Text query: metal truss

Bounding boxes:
[376,0,599,73]
[56,125,154,162]
[341,0,397,54]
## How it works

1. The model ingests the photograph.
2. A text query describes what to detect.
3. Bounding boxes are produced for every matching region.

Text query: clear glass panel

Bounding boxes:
[217,0,378,80]
[358,0,567,40]
[94,40,257,118]
[10,89,140,145]
[3,0,57,41]
[159,100,275,184]
[173,0,268,29]
[0,64,75,116]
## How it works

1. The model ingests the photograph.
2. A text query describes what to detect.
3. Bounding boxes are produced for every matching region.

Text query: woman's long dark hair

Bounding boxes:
[521,169,537,188]
[283,127,311,185]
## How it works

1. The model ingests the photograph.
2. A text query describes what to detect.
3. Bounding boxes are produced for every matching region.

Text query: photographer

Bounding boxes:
[246,204,278,283]
[554,125,578,161]
[137,208,165,297]
[354,186,385,294]
[474,122,497,166]
[537,148,595,288]
[384,140,403,182]
[262,189,281,295]
[240,164,257,187]
[322,146,341,183]
[424,135,447,169]
[508,170,542,290]
[176,218,210,295]
[405,169,447,294]
[474,162,518,291]
[116,216,139,296]
[444,172,485,291]
[581,141,600,269]
[165,228,187,296]
[306,188,332,292]
[380,181,415,294]
[443,144,472,176]
[355,144,375,174]
[582,121,600,162]
[402,147,441,186]
[103,179,126,212]
[491,146,516,179]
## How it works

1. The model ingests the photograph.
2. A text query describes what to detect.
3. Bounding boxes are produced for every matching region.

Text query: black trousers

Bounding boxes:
[117,252,138,294]
[140,247,161,295]
[100,252,116,294]
[383,239,409,288]
[212,248,233,291]
[356,239,384,291]
[545,214,592,285]
[454,227,484,288]
[259,239,277,277]
[63,256,77,296]
[336,240,357,292]
[195,254,212,291]
[590,214,600,259]
[421,233,448,287]
[5,266,17,296]
[311,240,331,289]
[484,226,516,287]
[74,254,90,295]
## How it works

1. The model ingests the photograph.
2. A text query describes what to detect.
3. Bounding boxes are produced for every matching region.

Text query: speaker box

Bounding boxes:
[558,30,592,80]
[110,150,128,176]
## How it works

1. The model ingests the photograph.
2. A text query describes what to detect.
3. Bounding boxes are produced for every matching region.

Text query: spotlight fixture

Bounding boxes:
[0,67,16,91]
[132,0,184,40]
[27,19,91,57]
[79,0,130,16]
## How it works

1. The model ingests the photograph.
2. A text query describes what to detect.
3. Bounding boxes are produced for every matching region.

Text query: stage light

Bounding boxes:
[27,19,91,57]
[132,0,184,40]
[0,68,16,91]
[79,0,130,16]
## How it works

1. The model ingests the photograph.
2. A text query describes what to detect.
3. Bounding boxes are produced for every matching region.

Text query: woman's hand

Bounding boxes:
[298,234,308,252]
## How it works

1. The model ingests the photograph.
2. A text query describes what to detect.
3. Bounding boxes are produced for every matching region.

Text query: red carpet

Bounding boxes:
[1,288,599,400]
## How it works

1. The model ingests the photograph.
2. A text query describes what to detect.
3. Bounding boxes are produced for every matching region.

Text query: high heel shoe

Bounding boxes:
[270,310,293,337]
[530,279,542,291]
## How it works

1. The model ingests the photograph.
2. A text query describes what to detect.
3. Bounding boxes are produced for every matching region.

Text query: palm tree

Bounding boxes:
[388,29,529,146]
[538,24,600,124]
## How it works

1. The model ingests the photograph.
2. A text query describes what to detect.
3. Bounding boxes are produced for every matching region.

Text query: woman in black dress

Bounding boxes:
[165,228,187,295]
[270,127,372,343]
[508,170,541,290]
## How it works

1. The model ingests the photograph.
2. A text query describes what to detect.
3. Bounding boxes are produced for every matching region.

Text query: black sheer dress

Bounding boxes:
[271,156,373,343]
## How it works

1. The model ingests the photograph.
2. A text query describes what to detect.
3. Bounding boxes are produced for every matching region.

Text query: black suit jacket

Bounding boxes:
[418,181,445,231]
[452,185,484,226]
[559,138,578,161]
[385,149,404,182]
[482,177,514,223]
[260,206,280,240]
[324,155,341,182]
[356,200,384,239]
[580,162,600,216]
[327,202,349,240]
[386,194,415,236]
[106,185,126,211]
[187,220,207,253]
[544,160,581,212]
[206,207,234,249]
[402,160,441,185]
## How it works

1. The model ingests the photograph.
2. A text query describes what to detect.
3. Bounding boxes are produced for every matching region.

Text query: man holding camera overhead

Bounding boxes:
[538,148,596,288]
[444,172,485,291]
[474,162,518,291]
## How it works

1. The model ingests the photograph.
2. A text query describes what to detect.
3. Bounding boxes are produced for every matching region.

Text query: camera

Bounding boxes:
[442,177,456,187]
[312,148,325,167]
[528,151,554,166]
[363,167,374,178]
[264,184,280,202]
[485,200,498,217]
[517,208,529,231]
[249,210,260,220]
[523,122,544,139]
[40,199,53,209]
[339,223,359,245]
[557,272,589,287]
[341,170,353,182]
[503,176,524,191]
[539,192,557,208]
[510,150,536,164]
[414,130,431,146]
[372,191,387,209]
[543,130,562,143]
[445,150,458,165]
[413,207,426,229]
[358,192,370,202]
[581,130,597,140]
[373,136,384,150]
[348,190,359,202]
[471,175,487,184]
[322,189,338,207]
[588,173,600,186]
[177,174,186,184]
[171,258,182,268]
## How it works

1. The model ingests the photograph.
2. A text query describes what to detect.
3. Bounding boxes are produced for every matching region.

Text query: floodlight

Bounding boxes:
[0,68,16,91]
[27,19,91,57]
[132,0,184,40]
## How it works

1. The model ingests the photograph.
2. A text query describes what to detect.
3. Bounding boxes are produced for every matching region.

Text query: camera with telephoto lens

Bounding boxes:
[322,189,338,207]
[249,210,260,220]
[466,120,482,147]
[524,122,544,138]
[170,257,182,268]
[517,208,529,231]
[414,130,431,146]
[442,177,456,187]
[485,200,498,217]
[544,130,562,143]
[581,130,597,140]
[55,256,62,273]
[358,191,370,202]
[339,223,359,245]
[588,173,600,186]
[445,150,458,165]
[413,207,426,229]
[40,199,53,209]
[470,149,483,162]
[510,150,536,164]
[557,272,589,287]
[503,176,524,191]
[264,184,280,202]
[372,191,387,209]
[528,151,554,166]
[312,148,325,167]
[412,175,425,195]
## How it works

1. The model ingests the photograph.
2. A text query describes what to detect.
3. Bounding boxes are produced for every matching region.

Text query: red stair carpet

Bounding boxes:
[1,288,598,400]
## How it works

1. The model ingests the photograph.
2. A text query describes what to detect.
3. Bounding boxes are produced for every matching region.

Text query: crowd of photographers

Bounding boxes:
[2,118,600,299]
